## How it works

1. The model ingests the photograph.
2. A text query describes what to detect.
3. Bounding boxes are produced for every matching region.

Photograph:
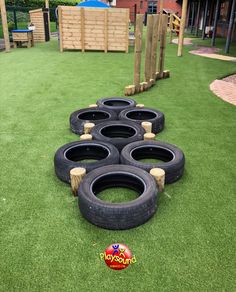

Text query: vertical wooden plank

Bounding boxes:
[151,14,160,79]
[125,8,129,53]
[58,6,63,52]
[104,9,108,53]
[81,8,85,52]
[0,0,10,52]
[158,14,168,77]
[177,0,188,57]
[169,14,173,44]
[133,14,144,92]
[144,14,154,83]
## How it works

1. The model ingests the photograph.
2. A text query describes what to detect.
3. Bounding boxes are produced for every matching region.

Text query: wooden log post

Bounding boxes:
[124,85,135,96]
[70,167,86,196]
[144,15,154,85]
[141,121,152,133]
[80,134,93,141]
[150,168,165,192]
[151,14,160,80]
[177,0,188,57]
[133,14,144,93]
[0,0,10,52]
[84,123,95,134]
[169,14,174,44]
[158,14,168,78]
[144,133,155,140]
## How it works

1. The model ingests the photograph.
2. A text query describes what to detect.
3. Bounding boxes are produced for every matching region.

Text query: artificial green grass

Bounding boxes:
[0,36,236,291]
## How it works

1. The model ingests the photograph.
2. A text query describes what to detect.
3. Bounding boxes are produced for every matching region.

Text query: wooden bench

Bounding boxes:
[12,30,34,48]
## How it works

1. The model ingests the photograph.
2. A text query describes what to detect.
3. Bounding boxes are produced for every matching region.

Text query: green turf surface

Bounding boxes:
[0,36,236,291]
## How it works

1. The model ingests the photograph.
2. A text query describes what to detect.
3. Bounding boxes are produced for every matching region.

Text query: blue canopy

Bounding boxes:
[76,1,110,8]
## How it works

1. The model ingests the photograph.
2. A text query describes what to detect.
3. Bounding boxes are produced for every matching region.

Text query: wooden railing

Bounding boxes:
[169,13,180,43]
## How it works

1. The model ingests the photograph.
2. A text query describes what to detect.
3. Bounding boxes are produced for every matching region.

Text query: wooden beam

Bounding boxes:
[211,0,220,47]
[45,0,49,8]
[158,14,168,77]
[177,0,188,57]
[151,14,160,79]
[225,0,236,53]
[0,0,10,52]
[202,0,209,40]
[169,14,173,43]
[133,14,144,92]
[144,14,154,83]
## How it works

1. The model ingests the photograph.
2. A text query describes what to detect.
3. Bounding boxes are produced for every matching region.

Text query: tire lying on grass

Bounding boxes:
[91,120,145,151]
[119,107,165,134]
[54,141,120,183]
[78,165,158,230]
[70,108,117,135]
[121,140,185,183]
[97,97,136,114]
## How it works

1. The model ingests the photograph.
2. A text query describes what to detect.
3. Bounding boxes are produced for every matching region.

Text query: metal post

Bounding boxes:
[13,6,17,29]
[195,0,201,36]
[225,0,236,53]
[202,0,209,39]
[211,0,220,47]
[190,1,195,34]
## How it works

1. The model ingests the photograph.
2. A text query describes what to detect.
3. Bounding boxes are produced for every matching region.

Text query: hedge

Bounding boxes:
[6,0,79,10]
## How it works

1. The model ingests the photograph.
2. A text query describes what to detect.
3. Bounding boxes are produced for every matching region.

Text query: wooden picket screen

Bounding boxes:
[58,6,129,53]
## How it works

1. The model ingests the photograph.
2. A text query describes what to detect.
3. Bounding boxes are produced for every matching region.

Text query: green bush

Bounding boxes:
[6,0,79,10]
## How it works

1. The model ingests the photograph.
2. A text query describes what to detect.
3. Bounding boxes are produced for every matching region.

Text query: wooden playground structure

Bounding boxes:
[124,14,170,96]
[58,6,129,53]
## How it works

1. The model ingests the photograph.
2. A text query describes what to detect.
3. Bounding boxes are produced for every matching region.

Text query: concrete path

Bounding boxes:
[190,46,236,62]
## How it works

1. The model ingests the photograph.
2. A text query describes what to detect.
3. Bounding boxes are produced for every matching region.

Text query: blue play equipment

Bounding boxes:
[76,1,110,8]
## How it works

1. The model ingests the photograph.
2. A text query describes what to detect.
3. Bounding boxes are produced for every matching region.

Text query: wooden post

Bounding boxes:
[150,168,165,192]
[125,9,129,53]
[141,121,152,133]
[84,123,95,134]
[202,0,209,40]
[151,14,160,80]
[225,0,236,54]
[45,0,49,8]
[195,0,201,37]
[159,0,164,14]
[58,6,63,52]
[134,4,137,32]
[80,134,93,141]
[177,0,188,57]
[144,14,154,84]
[0,0,10,52]
[104,10,108,53]
[169,14,173,44]
[144,133,155,140]
[45,0,50,36]
[134,14,144,92]
[81,8,85,52]
[70,167,86,196]
[211,0,220,47]
[158,14,168,78]
[124,85,135,96]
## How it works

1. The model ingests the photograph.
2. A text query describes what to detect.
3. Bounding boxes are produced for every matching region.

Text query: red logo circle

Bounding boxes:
[102,243,133,270]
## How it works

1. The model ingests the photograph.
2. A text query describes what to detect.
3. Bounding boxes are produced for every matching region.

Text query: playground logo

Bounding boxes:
[100,243,136,270]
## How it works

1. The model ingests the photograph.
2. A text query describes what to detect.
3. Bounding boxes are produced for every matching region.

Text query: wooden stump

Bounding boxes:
[136,103,145,108]
[144,133,155,140]
[124,85,135,96]
[163,70,170,78]
[70,167,86,196]
[150,168,165,192]
[80,134,93,141]
[89,104,97,108]
[84,122,95,134]
[141,121,152,133]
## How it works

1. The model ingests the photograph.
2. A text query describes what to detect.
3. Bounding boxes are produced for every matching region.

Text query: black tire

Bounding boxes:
[121,140,185,184]
[78,165,158,230]
[70,108,117,135]
[97,97,136,114]
[91,120,145,151]
[119,107,165,134]
[54,140,120,183]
